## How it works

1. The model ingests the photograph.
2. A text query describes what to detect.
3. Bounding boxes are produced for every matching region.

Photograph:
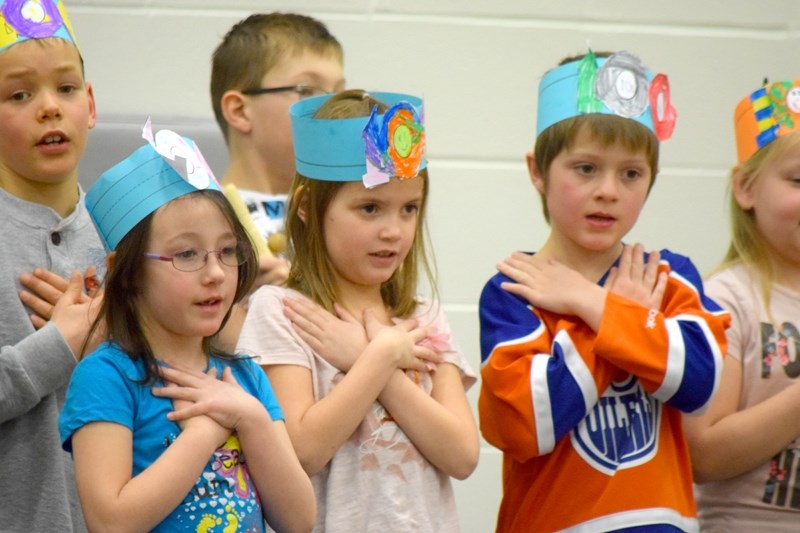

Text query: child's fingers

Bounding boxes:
[643,249,661,288]
[413,346,443,365]
[630,243,645,280]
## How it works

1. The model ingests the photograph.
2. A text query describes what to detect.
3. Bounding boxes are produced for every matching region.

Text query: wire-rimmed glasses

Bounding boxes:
[144,242,250,272]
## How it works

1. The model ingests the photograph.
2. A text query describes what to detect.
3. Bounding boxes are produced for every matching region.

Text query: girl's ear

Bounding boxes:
[221,90,251,135]
[293,186,309,223]
[526,151,546,194]
[731,165,755,210]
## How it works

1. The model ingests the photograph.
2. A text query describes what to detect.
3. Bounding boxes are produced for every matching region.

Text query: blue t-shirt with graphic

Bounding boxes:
[59,342,284,532]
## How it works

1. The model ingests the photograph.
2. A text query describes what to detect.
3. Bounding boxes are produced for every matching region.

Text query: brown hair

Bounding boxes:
[84,190,258,383]
[210,13,343,141]
[533,51,660,222]
[284,89,436,317]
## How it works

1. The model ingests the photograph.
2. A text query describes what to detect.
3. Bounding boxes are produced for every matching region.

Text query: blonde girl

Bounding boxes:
[684,80,800,530]
[237,90,479,532]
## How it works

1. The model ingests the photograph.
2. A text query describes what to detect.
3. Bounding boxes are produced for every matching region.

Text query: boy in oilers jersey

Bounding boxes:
[478,50,730,532]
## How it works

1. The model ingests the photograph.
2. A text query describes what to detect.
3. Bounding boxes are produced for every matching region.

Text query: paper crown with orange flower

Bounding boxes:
[289,92,426,188]
[734,79,800,163]
[537,50,677,141]
[0,0,77,53]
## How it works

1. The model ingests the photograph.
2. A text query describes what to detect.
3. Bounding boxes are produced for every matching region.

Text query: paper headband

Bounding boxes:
[537,50,676,141]
[290,92,426,188]
[734,80,800,163]
[0,0,77,53]
[86,118,220,251]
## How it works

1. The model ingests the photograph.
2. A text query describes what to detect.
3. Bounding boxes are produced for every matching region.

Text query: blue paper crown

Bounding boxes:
[0,0,77,53]
[86,120,220,251]
[290,91,427,187]
[537,51,676,141]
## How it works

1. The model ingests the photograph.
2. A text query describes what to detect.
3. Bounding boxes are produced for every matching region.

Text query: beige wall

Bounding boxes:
[69,1,800,530]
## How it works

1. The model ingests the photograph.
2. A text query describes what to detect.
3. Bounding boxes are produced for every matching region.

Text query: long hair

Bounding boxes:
[284,89,436,317]
[83,190,258,383]
[712,132,800,320]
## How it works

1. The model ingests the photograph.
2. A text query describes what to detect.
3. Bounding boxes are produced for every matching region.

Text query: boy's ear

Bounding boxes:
[86,83,97,130]
[731,164,755,210]
[293,185,309,223]
[526,151,546,194]
[221,91,252,135]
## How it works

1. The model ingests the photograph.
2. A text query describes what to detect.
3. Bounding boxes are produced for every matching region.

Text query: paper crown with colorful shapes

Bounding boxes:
[734,80,800,163]
[537,50,677,141]
[290,91,426,188]
[0,0,77,53]
[86,119,220,251]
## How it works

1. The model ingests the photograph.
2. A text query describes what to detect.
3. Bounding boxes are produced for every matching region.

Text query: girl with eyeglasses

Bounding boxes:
[58,126,315,533]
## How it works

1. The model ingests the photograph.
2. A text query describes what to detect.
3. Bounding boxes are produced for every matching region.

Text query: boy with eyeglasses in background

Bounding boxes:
[210,13,344,348]
[0,1,104,531]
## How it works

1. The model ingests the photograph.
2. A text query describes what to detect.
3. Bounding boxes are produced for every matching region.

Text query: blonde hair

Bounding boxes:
[210,13,343,141]
[713,132,800,318]
[285,89,436,318]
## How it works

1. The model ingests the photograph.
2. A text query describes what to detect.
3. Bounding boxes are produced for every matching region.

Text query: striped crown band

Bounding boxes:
[734,80,800,163]
[86,119,220,251]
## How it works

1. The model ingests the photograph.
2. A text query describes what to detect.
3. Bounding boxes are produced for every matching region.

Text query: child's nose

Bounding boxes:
[595,172,620,199]
[37,91,63,121]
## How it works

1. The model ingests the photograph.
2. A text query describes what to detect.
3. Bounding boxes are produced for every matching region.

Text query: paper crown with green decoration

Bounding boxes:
[0,0,77,53]
[734,79,800,163]
[536,50,677,141]
[86,118,221,251]
[290,91,426,188]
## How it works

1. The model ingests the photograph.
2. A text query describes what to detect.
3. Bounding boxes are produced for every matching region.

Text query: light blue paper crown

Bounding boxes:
[290,91,427,187]
[537,51,676,141]
[0,0,77,53]
[86,119,220,251]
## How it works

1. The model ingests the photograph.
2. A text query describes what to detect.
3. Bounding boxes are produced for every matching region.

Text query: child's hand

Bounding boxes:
[363,310,441,371]
[603,243,667,310]
[19,265,100,328]
[49,272,104,358]
[153,366,262,433]
[498,252,600,316]
[284,297,368,371]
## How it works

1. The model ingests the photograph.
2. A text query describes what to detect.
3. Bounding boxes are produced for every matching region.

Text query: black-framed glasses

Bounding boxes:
[241,84,330,99]
[144,242,250,272]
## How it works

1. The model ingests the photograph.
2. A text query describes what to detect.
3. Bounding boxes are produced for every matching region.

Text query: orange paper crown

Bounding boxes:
[734,80,800,163]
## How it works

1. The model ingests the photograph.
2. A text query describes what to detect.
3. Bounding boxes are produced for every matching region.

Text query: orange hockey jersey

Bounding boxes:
[479,250,730,532]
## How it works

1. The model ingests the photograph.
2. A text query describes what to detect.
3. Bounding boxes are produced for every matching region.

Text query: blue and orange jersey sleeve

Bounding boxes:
[478,273,619,461]
[594,250,730,413]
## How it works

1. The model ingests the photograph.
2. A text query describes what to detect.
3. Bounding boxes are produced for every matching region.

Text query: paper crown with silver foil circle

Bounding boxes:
[86,118,220,251]
[734,79,800,163]
[0,0,77,53]
[536,50,677,141]
[290,91,426,188]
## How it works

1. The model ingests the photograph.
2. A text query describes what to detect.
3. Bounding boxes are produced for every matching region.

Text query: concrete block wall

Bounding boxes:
[69,2,800,531]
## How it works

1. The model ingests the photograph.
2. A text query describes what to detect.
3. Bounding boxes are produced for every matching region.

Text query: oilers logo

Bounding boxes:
[571,375,661,475]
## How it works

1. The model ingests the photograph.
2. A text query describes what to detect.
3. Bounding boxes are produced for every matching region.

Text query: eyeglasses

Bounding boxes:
[144,242,250,272]
[241,84,330,99]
